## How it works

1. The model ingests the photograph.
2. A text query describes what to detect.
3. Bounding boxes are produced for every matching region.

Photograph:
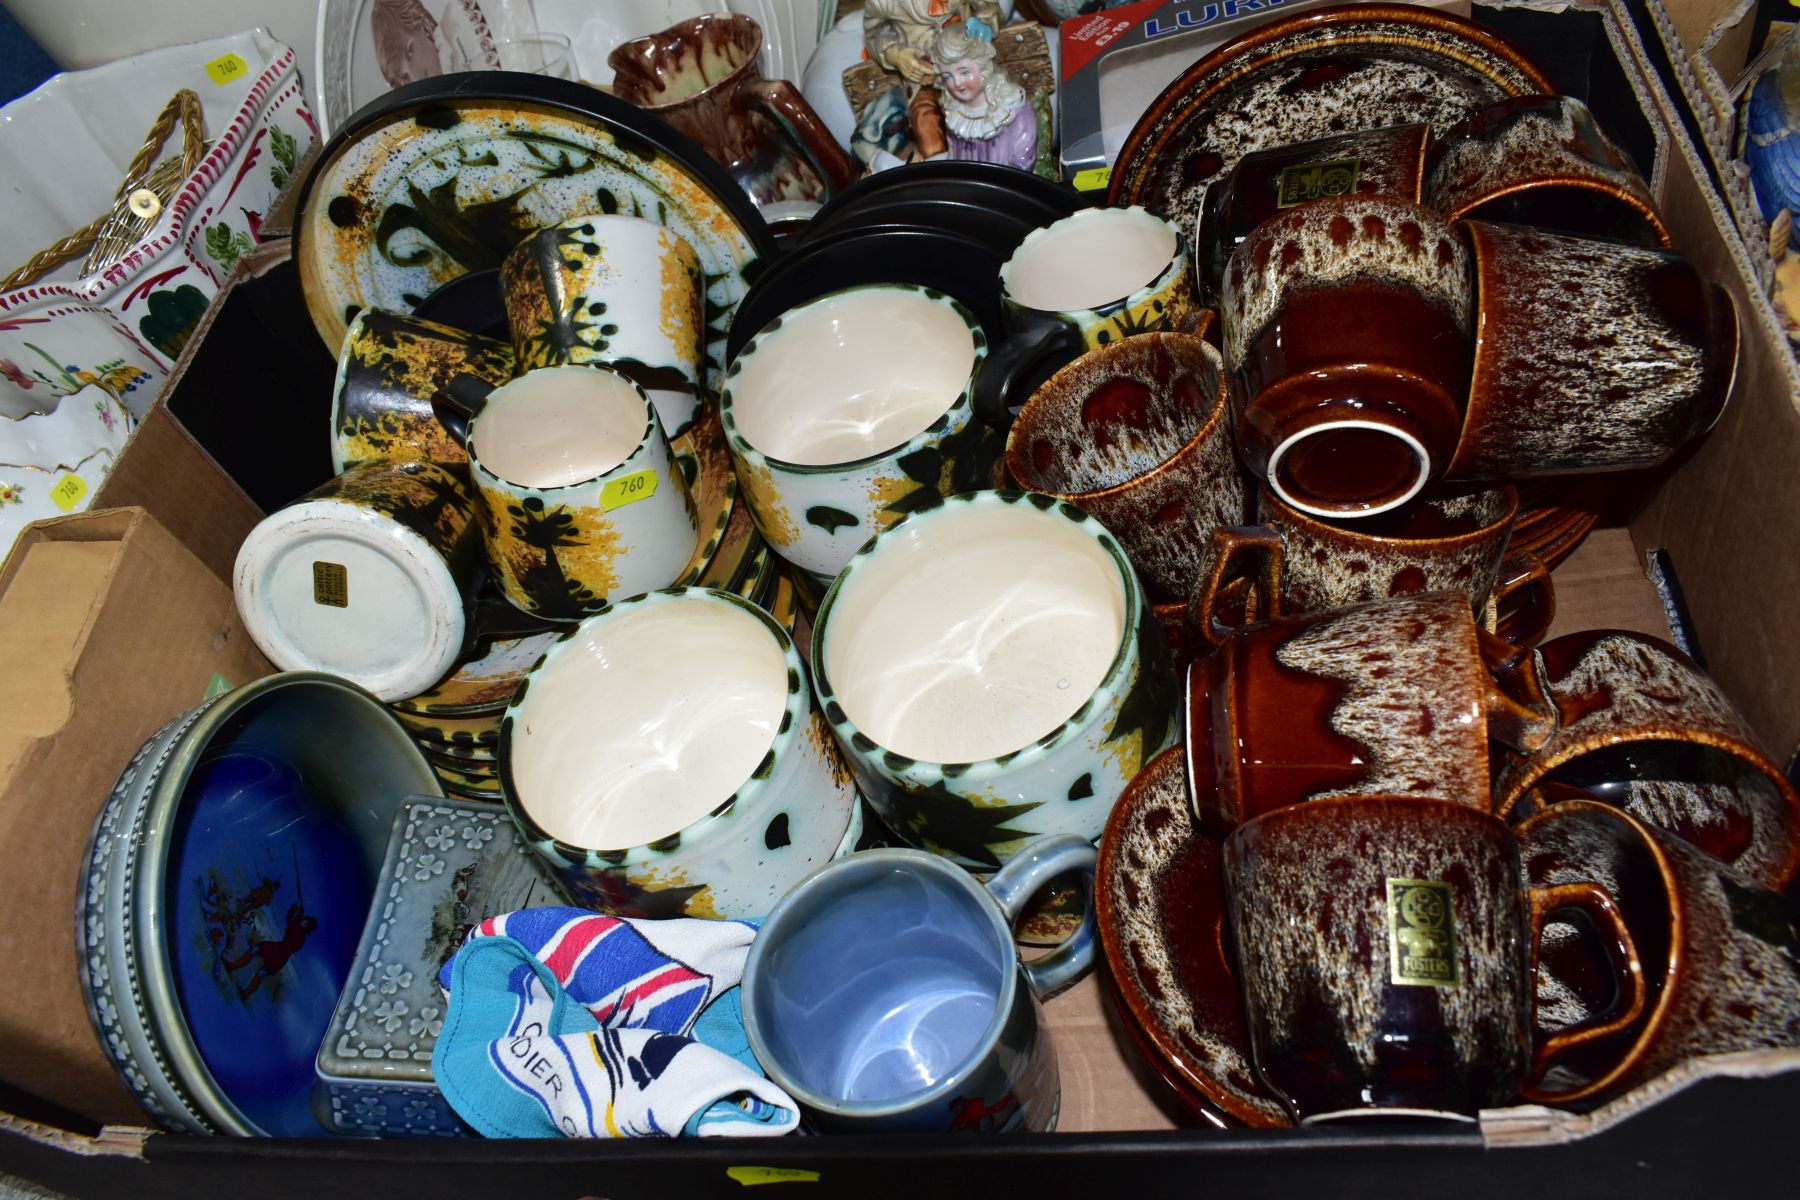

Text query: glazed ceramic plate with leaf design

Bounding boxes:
[295,73,777,391]
[1096,744,1292,1128]
[1107,4,1551,235]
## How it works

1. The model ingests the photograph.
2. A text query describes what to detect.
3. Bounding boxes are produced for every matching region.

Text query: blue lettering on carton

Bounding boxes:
[1145,0,1282,39]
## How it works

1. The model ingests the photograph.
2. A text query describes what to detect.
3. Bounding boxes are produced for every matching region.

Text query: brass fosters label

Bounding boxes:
[1386,879,1459,987]
[313,561,349,608]
[1277,159,1360,208]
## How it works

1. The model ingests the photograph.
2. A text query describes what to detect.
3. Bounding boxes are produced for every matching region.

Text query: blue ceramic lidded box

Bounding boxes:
[314,796,568,1137]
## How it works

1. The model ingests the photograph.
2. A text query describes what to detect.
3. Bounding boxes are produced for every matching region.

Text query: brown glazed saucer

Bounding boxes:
[1096,743,1293,1127]
[1107,3,1550,236]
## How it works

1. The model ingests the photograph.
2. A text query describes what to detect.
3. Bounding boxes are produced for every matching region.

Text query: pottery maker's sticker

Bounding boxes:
[1386,878,1458,987]
[313,561,349,608]
[600,468,658,511]
[48,474,87,512]
[1278,159,1361,208]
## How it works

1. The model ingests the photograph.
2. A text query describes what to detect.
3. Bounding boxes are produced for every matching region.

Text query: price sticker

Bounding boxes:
[204,674,234,700]
[600,469,658,511]
[1071,166,1112,192]
[49,474,87,512]
[726,1167,820,1186]
[205,52,250,86]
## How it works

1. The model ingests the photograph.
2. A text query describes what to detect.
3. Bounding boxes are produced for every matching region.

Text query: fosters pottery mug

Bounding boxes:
[501,213,709,438]
[1221,196,1472,517]
[1452,220,1737,479]
[811,490,1178,870]
[1226,795,1644,1123]
[1189,482,1554,649]
[742,838,1096,1133]
[1517,800,1800,1105]
[982,206,1201,417]
[1426,95,1669,246]
[500,587,860,919]
[1495,629,1800,890]
[1004,331,1249,606]
[1194,123,1433,303]
[451,365,700,620]
[721,284,1004,579]
[1186,591,1556,834]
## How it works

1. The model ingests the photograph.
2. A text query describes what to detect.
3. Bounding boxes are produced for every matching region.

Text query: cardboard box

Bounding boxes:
[1,0,1797,1192]
[0,509,274,1124]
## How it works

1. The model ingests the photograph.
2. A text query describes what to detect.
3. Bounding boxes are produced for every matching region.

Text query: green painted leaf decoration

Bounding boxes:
[271,125,297,172]
[883,777,1040,870]
[806,505,858,534]
[1103,611,1179,763]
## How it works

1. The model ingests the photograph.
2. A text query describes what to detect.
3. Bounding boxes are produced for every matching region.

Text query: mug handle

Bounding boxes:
[1523,880,1649,1100]
[429,372,499,448]
[1489,553,1556,649]
[984,834,1097,1000]
[1478,628,1558,753]
[1187,525,1285,650]
[742,78,855,196]
[973,309,1084,430]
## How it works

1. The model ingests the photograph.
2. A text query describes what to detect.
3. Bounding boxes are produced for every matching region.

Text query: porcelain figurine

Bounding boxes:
[854,0,1001,165]
[934,23,1037,172]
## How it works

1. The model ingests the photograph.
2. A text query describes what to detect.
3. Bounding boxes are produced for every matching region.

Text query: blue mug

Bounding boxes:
[740,836,1095,1134]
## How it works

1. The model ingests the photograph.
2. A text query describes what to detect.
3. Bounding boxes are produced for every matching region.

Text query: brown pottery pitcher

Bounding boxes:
[609,13,853,211]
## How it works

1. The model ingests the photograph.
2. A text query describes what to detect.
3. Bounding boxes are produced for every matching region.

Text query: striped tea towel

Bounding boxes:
[431,908,799,1139]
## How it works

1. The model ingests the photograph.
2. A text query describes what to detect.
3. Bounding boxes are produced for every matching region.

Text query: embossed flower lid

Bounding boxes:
[314,796,567,1136]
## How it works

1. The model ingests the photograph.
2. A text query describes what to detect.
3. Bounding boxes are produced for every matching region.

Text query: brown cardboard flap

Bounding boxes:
[0,508,274,1126]
[0,542,118,740]
[1631,86,1800,758]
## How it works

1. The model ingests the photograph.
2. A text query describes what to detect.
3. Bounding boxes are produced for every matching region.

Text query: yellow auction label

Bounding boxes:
[726,1167,820,1186]
[1071,166,1112,192]
[600,468,658,511]
[48,474,87,512]
[205,52,250,86]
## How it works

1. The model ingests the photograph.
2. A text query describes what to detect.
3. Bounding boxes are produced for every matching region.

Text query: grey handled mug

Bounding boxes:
[742,836,1096,1134]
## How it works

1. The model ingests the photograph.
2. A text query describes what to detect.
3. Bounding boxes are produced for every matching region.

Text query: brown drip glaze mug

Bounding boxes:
[1224,794,1644,1123]
[1185,591,1557,836]
[1194,123,1433,305]
[1188,482,1554,650]
[1004,332,1250,606]
[1517,800,1800,1107]
[1220,196,1474,518]
[1495,629,1800,891]
[1451,220,1737,480]
[1425,95,1670,247]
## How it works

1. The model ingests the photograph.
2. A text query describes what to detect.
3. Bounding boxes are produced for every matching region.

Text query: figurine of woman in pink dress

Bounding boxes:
[932,24,1037,173]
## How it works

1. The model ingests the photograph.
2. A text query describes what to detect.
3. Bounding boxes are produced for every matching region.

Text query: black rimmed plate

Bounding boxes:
[726,224,1008,363]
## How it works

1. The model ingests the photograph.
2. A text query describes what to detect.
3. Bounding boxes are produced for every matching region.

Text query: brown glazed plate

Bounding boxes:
[1096,743,1292,1127]
[1106,3,1551,236]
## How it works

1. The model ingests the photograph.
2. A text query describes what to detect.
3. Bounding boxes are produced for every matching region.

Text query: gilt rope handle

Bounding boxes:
[1,89,206,291]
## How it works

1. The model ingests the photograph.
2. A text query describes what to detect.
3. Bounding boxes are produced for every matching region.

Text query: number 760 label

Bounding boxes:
[600,469,658,511]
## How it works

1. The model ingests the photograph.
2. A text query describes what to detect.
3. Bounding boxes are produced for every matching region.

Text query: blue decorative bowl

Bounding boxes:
[77,672,442,1135]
